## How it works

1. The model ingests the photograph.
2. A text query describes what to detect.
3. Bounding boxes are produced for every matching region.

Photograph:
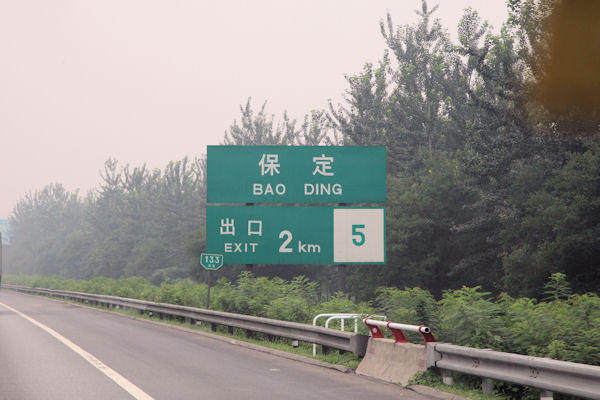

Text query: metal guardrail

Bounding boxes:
[426,342,600,400]
[3,284,369,356]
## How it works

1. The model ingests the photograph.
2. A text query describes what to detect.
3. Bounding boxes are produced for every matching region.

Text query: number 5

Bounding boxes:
[352,224,365,246]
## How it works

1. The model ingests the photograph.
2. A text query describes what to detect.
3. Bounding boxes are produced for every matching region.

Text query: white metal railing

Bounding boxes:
[312,313,386,357]
[324,314,387,332]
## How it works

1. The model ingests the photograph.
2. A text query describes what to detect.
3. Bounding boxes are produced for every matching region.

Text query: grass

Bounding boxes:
[426,384,506,400]
[408,370,510,400]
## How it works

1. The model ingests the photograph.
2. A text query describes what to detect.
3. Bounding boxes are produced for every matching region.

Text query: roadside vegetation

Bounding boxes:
[6,272,598,366]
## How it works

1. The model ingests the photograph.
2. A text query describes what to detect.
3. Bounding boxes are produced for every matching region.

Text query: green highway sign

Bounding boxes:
[206,206,385,264]
[200,253,224,270]
[207,146,386,203]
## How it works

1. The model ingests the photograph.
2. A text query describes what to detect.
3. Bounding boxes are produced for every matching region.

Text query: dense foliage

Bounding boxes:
[5,0,599,300]
[7,158,207,284]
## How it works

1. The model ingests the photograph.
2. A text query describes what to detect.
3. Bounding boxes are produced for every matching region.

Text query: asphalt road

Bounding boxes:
[0,290,433,400]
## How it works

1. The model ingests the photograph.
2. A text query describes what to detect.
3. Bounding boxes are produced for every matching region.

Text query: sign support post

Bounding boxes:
[337,202,347,292]
[245,202,254,274]
[200,253,223,309]
[206,269,211,309]
[338,265,346,292]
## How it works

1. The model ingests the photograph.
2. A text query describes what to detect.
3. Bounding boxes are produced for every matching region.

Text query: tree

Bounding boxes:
[508,0,600,134]
[502,142,600,296]
[330,1,465,174]
[222,98,297,145]
[296,109,341,146]
[347,153,477,298]
[9,183,86,276]
[543,272,571,301]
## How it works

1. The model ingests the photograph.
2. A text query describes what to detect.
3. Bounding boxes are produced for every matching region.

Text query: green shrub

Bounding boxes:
[374,286,437,327]
[437,286,504,349]
[266,296,313,323]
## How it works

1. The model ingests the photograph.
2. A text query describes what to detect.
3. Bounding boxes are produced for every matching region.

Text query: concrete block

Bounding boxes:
[356,338,427,385]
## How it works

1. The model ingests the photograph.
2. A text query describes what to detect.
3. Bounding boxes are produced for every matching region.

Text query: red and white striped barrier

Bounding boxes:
[363,318,436,344]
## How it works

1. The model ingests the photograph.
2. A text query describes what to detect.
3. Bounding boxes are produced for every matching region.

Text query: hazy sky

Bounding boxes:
[0,1,508,218]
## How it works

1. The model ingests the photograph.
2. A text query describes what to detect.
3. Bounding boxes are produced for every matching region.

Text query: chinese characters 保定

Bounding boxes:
[258,153,336,176]
[253,153,343,197]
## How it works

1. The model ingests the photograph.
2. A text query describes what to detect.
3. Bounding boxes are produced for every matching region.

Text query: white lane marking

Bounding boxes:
[0,301,154,400]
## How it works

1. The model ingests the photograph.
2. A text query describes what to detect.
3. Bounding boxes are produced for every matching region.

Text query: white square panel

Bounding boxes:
[333,208,385,263]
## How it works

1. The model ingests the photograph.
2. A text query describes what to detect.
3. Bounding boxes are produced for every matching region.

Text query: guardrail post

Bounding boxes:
[441,370,453,385]
[482,378,494,395]
[540,390,553,400]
